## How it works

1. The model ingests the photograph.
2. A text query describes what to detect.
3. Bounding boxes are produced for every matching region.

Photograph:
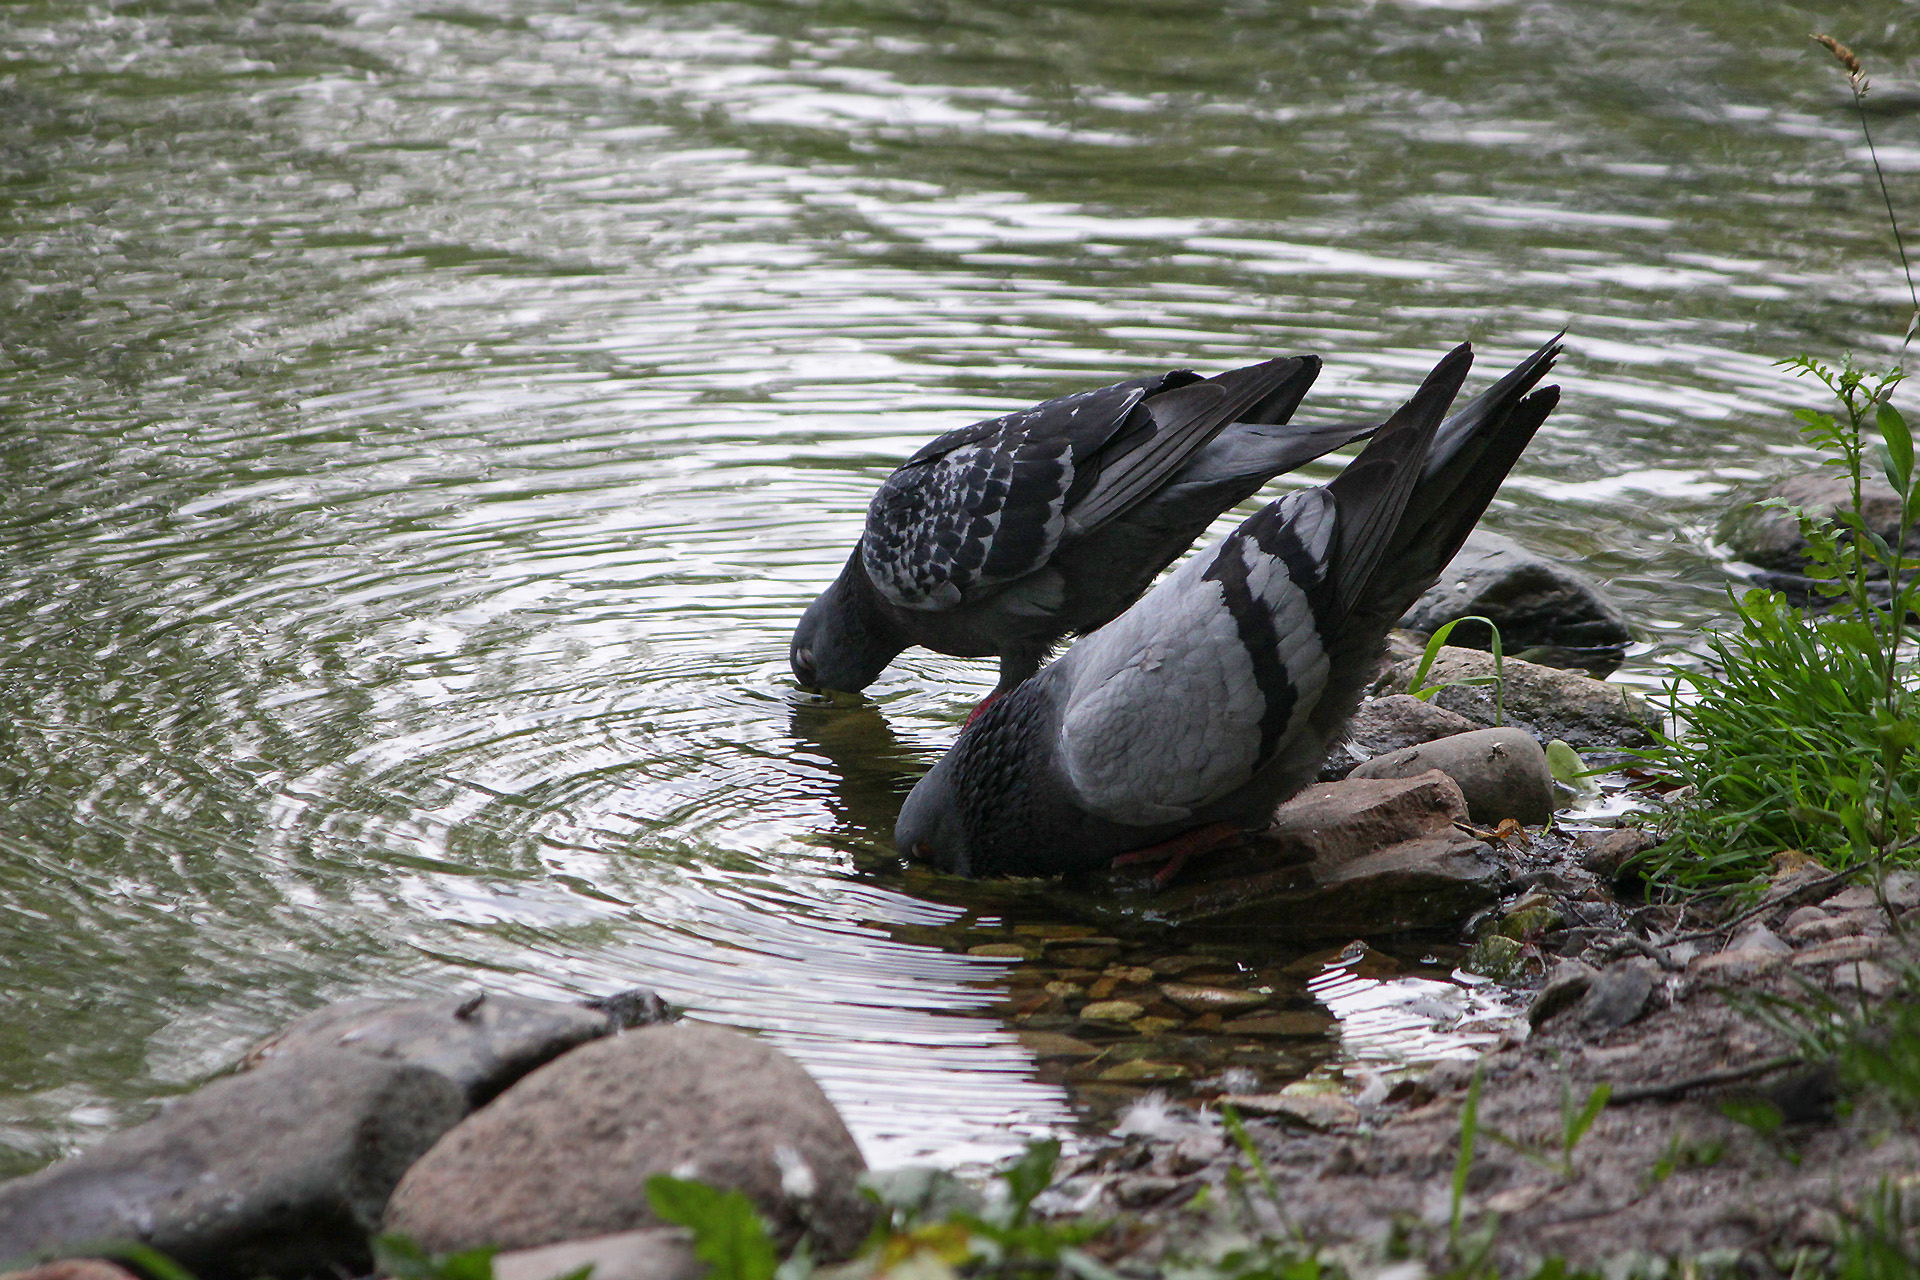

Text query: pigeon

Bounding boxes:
[790,354,1379,699]
[894,336,1563,879]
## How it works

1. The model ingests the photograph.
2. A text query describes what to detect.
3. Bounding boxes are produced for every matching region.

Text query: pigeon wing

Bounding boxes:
[1052,489,1339,825]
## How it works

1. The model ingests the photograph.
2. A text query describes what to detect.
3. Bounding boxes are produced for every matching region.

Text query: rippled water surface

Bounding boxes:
[2,0,1916,1169]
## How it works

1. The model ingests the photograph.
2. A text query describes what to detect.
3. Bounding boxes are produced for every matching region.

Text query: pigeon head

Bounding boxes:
[893,750,971,875]
[791,545,906,694]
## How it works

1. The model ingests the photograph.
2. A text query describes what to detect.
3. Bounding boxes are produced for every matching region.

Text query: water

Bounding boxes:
[0,0,1915,1171]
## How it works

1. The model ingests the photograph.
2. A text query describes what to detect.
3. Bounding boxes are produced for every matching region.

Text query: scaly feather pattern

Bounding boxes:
[895,337,1563,878]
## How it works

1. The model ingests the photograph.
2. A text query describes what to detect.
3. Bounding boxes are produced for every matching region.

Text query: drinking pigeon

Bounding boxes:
[790,354,1377,699]
[894,336,1563,879]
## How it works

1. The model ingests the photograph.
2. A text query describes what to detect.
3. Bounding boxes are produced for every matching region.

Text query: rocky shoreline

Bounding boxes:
[1,515,1909,1279]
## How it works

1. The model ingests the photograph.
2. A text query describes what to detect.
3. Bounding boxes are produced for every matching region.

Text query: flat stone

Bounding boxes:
[1098,1060,1188,1083]
[1372,647,1656,750]
[1157,983,1269,1015]
[1689,948,1786,981]
[1787,913,1865,944]
[1217,1092,1360,1130]
[1016,1031,1101,1060]
[1080,1000,1146,1023]
[1792,936,1880,968]
[1399,530,1633,663]
[1349,727,1554,826]
[0,1052,463,1280]
[492,1229,701,1280]
[1821,886,1879,912]
[383,1021,869,1259]
[1218,1011,1334,1038]
[243,992,618,1105]
[966,943,1033,958]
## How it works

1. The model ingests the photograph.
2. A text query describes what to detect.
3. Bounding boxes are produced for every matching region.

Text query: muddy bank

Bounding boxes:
[1058,867,1920,1277]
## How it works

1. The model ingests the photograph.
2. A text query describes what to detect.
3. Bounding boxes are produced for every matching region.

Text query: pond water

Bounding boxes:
[1,0,1915,1171]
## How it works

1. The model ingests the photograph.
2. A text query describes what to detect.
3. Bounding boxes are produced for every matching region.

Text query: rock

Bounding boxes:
[1688,948,1785,981]
[1218,1091,1360,1130]
[1819,885,1879,912]
[1318,695,1479,780]
[0,1051,463,1280]
[1099,1061,1187,1082]
[1016,1031,1101,1060]
[1781,905,1830,933]
[1574,827,1657,878]
[1096,774,1503,939]
[1725,923,1792,956]
[1528,959,1598,1028]
[244,992,620,1105]
[1398,531,1633,668]
[1259,771,1468,864]
[1786,913,1864,944]
[1463,934,1527,981]
[1080,1001,1146,1022]
[1349,727,1554,826]
[1791,936,1879,968]
[1218,1011,1334,1038]
[585,988,677,1029]
[1372,647,1657,751]
[1829,960,1897,998]
[383,1021,869,1258]
[0,1263,141,1280]
[492,1229,701,1280]
[1157,984,1269,1015]
[1720,472,1920,575]
[1571,961,1654,1030]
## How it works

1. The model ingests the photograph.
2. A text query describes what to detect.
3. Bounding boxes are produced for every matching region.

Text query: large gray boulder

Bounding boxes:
[1372,647,1656,751]
[1399,531,1632,666]
[384,1021,871,1260]
[0,1052,463,1280]
[1349,727,1554,826]
[243,992,624,1105]
[1721,472,1920,575]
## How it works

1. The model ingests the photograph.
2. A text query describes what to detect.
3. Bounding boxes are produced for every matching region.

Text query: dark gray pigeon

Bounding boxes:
[894,337,1563,880]
[791,354,1379,698]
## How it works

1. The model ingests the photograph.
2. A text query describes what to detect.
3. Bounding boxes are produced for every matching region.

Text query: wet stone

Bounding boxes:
[967,943,1033,959]
[1050,947,1120,968]
[1016,1031,1101,1060]
[1528,959,1597,1028]
[243,992,620,1106]
[1218,1091,1360,1131]
[0,1051,463,1280]
[1081,1001,1147,1023]
[1099,1061,1187,1083]
[1218,1011,1333,1039]
[1158,983,1270,1016]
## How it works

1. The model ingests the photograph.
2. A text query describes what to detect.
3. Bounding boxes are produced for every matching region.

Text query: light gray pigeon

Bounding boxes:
[790,354,1378,699]
[894,337,1563,879]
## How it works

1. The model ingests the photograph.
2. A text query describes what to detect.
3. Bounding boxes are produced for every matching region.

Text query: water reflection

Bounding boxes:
[0,0,1914,1171]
